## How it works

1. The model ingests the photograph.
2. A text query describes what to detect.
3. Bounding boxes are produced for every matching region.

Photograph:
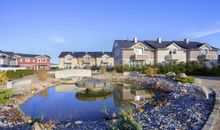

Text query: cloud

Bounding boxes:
[191,28,220,38]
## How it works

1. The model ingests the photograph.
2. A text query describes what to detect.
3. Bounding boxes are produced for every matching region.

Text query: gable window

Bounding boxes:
[173,49,177,54]
[201,49,209,55]
[134,48,143,55]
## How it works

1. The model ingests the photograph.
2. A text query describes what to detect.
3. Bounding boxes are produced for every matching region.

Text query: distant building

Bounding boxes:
[0,50,18,67]
[59,52,114,69]
[16,53,50,70]
[112,38,219,65]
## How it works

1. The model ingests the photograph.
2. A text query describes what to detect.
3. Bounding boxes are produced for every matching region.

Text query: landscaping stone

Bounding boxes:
[166,72,176,78]
[176,73,187,79]
[32,122,45,130]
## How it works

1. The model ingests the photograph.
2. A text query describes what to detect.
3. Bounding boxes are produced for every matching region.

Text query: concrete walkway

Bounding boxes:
[194,76,220,130]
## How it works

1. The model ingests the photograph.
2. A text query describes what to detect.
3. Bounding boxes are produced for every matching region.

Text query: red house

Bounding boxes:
[15,53,50,70]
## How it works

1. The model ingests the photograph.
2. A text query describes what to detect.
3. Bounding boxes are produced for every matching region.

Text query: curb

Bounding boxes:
[202,90,220,130]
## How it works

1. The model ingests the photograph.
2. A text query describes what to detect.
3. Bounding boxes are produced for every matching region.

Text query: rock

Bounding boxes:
[176,73,187,79]
[181,88,188,93]
[166,72,176,78]
[112,113,117,119]
[75,121,83,125]
[32,122,45,130]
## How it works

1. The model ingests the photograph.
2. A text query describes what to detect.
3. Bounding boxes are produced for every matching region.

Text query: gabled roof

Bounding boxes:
[0,50,15,56]
[59,51,112,58]
[16,53,50,58]
[114,39,218,50]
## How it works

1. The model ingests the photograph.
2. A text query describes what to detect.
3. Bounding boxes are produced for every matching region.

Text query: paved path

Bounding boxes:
[194,76,220,130]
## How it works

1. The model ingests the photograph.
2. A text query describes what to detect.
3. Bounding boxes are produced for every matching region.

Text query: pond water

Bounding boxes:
[21,84,155,122]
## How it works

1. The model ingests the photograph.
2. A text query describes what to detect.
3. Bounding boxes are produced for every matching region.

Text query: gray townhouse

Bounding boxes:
[0,50,18,67]
[112,38,219,65]
[59,51,114,69]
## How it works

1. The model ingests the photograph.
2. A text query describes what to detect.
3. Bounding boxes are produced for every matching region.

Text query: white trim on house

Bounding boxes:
[199,44,212,50]
[131,42,148,49]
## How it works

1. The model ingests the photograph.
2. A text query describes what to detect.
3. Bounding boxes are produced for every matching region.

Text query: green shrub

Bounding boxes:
[176,77,195,84]
[0,89,14,104]
[6,70,34,80]
[0,72,8,85]
[114,61,220,76]
[109,108,142,130]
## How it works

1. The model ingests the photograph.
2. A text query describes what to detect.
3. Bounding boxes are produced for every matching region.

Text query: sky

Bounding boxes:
[0,0,220,63]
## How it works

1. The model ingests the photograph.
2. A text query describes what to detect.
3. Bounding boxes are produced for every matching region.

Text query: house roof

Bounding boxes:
[115,40,219,50]
[0,50,15,56]
[16,53,50,58]
[59,51,112,58]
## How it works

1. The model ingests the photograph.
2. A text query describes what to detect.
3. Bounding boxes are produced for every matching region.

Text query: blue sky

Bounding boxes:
[0,0,220,63]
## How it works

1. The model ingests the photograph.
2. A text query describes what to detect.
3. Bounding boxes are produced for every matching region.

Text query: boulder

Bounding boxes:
[166,72,176,78]
[32,122,45,130]
[176,73,187,79]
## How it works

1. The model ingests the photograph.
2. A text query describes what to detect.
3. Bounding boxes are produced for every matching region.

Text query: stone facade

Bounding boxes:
[113,38,219,65]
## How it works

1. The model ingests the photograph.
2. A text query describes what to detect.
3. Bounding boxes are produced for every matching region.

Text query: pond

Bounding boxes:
[20,84,155,122]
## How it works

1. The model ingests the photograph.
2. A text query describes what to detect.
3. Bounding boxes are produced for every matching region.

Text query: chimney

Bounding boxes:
[134,37,138,43]
[184,38,189,44]
[157,38,162,43]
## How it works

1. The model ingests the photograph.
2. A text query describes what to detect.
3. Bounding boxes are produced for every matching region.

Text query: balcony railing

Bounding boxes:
[131,54,148,61]
[10,61,19,66]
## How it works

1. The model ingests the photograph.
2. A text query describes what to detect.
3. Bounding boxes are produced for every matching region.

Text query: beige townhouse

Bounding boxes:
[112,38,219,65]
[59,51,114,69]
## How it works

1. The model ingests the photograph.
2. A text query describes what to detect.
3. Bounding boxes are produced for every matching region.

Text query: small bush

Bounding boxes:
[0,89,14,104]
[109,108,142,130]
[100,67,107,75]
[145,67,157,77]
[37,71,49,81]
[0,72,8,85]
[176,77,195,84]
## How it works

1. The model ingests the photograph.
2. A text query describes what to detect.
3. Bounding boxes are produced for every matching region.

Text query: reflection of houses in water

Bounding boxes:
[113,84,154,108]
[55,84,86,93]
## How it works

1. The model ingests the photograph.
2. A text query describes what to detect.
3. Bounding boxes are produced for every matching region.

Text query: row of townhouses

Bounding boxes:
[0,50,50,70]
[59,38,219,69]
[59,52,114,69]
[112,38,219,65]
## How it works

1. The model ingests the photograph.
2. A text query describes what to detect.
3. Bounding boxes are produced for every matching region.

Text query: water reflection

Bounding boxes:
[21,83,155,122]
[76,90,112,101]
[113,84,155,108]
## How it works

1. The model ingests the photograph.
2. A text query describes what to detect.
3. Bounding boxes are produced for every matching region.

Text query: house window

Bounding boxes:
[134,48,143,55]
[25,58,30,62]
[201,49,209,55]
[38,59,41,63]
[173,49,177,54]
[169,51,172,55]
